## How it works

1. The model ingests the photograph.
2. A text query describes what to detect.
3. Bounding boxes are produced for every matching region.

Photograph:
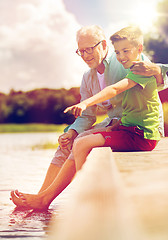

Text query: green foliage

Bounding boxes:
[144,0,168,63]
[144,35,168,64]
[0,87,80,124]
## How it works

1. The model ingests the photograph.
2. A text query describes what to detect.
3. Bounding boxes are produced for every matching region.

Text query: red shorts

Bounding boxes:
[93,125,158,152]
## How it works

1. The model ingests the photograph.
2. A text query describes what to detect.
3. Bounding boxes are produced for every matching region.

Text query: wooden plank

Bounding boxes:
[114,137,168,240]
[48,147,144,240]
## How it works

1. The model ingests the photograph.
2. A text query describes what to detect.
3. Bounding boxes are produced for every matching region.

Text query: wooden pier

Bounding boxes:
[48,137,168,240]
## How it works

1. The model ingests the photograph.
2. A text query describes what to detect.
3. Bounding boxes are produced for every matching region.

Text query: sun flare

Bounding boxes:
[131,1,159,32]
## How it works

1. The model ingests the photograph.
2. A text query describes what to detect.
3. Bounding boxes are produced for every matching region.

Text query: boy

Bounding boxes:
[65,26,161,171]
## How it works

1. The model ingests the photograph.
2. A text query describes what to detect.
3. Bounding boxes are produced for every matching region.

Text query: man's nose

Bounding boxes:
[82,51,90,60]
[83,50,90,57]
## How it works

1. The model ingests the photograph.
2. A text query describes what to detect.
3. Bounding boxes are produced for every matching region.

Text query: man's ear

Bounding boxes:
[138,44,143,53]
[102,40,107,50]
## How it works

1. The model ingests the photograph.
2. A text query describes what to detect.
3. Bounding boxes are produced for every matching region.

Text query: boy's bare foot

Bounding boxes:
[10,190,50,210]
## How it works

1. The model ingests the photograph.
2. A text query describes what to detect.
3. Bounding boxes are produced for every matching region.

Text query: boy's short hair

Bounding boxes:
[110,26,143,46]
[76,25,106,43]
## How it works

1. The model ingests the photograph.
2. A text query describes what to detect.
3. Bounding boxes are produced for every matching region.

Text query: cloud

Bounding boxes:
[0,0,87,93]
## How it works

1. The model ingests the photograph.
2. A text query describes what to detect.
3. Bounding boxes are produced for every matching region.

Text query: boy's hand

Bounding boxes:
[106,118,121,132]
[106,125,119,132]
[64,103,87,118]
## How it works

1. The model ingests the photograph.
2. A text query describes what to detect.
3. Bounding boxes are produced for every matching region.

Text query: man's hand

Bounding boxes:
[131,61,161,76]
[58,129,78,150]
[131,61,163,85]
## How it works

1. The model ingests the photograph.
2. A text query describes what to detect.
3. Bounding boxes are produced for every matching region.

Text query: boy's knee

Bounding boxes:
[73,137,87,155]
[73,138,82,151]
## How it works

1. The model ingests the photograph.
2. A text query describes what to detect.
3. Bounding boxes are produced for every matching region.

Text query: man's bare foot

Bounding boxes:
[10,190,50,210]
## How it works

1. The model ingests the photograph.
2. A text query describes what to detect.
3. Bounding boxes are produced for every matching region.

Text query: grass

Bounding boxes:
[0,115,108,133]
[1,111,167,150]
[31,141,59,150]
[0,115,108,149]
[95,114,107,124]
[0,109,167,136]
[0,123,67,133]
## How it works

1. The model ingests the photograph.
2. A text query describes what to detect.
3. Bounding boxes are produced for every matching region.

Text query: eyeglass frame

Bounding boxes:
[76,40,103,57]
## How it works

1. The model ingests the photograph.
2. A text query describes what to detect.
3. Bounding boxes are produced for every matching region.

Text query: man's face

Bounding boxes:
[113,39,142,69]
[77,35,106,69]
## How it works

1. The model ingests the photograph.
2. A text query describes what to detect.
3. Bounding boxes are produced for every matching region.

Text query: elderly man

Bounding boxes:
[11,25,168,209]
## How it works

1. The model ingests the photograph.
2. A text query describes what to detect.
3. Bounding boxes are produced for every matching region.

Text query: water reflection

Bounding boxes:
[0,132,68,239]
[7,207,53,239]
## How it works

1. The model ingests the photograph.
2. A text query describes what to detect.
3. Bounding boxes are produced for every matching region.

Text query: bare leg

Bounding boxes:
[73,133,105,171]
[10,131,107,210]
[10,159,76,210]
[38,164,61,193]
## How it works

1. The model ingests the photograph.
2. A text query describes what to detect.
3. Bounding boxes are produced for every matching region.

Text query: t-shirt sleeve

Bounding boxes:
[126,71,155,89]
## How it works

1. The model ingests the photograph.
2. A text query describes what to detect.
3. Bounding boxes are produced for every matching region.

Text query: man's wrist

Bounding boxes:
[154,65,163,85]
[154,64,161,77]
[68,129,78,138]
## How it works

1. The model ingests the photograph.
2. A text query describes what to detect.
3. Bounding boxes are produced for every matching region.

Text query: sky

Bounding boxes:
[0,0,162,93]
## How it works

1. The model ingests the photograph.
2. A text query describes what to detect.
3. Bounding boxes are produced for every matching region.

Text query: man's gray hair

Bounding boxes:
[76,25,106,42]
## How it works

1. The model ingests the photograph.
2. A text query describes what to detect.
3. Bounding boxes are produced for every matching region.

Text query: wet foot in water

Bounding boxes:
[10,190,50,210]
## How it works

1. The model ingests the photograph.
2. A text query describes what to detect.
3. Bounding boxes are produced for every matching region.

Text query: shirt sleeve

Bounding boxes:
[126,71,154,89]
[156,64,168,91]
[68,72,97,134]
[138,54,168,91]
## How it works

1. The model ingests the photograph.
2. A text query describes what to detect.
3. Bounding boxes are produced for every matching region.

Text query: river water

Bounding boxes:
[0,132,70,239]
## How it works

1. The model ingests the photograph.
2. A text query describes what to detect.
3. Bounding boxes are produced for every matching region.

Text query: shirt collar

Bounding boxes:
[103,47,113,65]
[103,46,116,67]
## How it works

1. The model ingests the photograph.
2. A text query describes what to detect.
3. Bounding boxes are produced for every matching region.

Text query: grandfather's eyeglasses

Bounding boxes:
[76,41,103,57]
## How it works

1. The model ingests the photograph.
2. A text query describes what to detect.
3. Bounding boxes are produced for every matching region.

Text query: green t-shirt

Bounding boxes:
[121,70,160,140]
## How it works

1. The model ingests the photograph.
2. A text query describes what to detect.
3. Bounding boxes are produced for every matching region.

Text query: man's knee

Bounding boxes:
[51,146,71,167]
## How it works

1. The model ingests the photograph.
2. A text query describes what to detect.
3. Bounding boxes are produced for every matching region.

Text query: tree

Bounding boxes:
[0,88,80,124]
[144,0,168,63]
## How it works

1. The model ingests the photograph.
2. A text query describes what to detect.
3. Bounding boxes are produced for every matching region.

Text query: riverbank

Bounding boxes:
[0,123,67,133]
[0,114,107,133]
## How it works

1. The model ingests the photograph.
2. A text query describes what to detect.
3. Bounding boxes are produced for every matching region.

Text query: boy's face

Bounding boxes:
[113,39,143,69]
[77,34,107,69]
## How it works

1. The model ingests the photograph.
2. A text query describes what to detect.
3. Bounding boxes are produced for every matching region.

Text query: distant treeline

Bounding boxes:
[0,88,168,135]
[0,88,81,124]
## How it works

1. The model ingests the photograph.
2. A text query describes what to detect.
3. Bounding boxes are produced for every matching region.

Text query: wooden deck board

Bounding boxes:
[48,137,168,240]
[114,137,168,239]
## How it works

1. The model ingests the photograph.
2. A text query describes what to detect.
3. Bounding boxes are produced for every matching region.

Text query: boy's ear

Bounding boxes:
[138,44,143,53]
